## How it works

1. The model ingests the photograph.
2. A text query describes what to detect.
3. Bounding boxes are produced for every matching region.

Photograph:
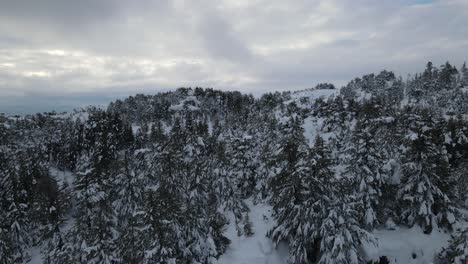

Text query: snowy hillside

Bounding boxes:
[2,62,468,264]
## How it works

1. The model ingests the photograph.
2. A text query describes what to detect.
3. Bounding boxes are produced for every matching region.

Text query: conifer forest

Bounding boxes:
[1,61,468,263]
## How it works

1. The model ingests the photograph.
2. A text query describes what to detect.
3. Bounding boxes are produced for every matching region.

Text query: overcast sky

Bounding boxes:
[0,0,467,114]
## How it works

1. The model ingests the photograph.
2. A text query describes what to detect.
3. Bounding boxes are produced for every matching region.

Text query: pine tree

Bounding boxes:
[243,212,254,237]
[133,126,187,263]
[0,148,19,264]
[317,193,376,264]
[269,134,376,263]
[206,188,230,258]
[69,154,119,263]
[387,77,404,105]
[228,132,258,198]
[344,114,385,230]
[209,136,246,224]
[142,181,186,264]
[0,148,34,263]
[60,111,123,263]
[439,61,458,89]
[43,228,74,264]
[254,114,280,200]
[454,161,468,207]
[268,116,317,263]
[415,61,440,96]
[269,115,310,210]
[181,114,221,263]
[150,121,167,144]
[113,150,149,263]
[439,227,468,263]
[460,62,468,87]
[398,110,456,233]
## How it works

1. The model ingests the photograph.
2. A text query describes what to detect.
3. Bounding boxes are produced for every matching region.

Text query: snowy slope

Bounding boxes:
[364,226,451,264]
[280,88,338,147]
[218,199,289,264]
[285,88,337,109]
[290,88,337,101]
[218,200,462,264]
[20,86,468,263]
[220,87,462,264]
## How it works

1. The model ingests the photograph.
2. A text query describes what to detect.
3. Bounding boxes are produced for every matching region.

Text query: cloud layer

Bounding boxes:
[1,0,467,113]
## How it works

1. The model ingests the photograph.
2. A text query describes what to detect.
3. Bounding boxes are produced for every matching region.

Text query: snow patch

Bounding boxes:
[303,116,319,146]
[364,226,450,264]
[169,96,201,111]
[218,199,289,264]
[49,167,75,186]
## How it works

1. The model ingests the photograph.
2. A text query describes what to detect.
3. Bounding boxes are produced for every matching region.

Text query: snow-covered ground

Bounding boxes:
[26,247,42,264]
[365,226,450,264]
[218,199,465,264]
[289,88,338,104]
[49,167,75,186]
[218,199,289,264]
[169,95,201,111]
[303,116,335,146]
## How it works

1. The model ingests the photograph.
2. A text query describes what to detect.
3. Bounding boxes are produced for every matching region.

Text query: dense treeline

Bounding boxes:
[0,61,467,263]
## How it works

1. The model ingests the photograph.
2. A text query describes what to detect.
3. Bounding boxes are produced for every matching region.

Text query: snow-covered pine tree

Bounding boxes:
[243,212,254,237]
[317,192,376,264]
[139,115,223,263]
[135,118,188,263]
[209,134,246,226]
[254,113,280,201]
[343,104,385,230]
[443,115,468,206]
[206,195,231,258]
[42,176,72,264]
[269,133,376,263]
[1,147,59,263]
[460,62,468,87]
[422,61,438,93]
[385,76,405,106]
[269,115,310,212]
[227,130,257,198]
[439,227,468,263]
[438,62,459,90]
[141,177,185,264]
[453,161,468,208]
[268,115,315,263]
[181,113,221,263]
[113,150,150,263]
[150,120,167,144]
[0,147,28,264]
[398,109,456,233]
[62,110,124,263]
[204,137,232,256]
[313,137,375,264]
[311,136,377,264]
[20,148,66,242]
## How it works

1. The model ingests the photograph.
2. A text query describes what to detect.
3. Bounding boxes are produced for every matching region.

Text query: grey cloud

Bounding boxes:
[328,39,360,47]
[0,0,123,28]
[197,12,252,63]
[0,36,29,48]
[0,0,467,113]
